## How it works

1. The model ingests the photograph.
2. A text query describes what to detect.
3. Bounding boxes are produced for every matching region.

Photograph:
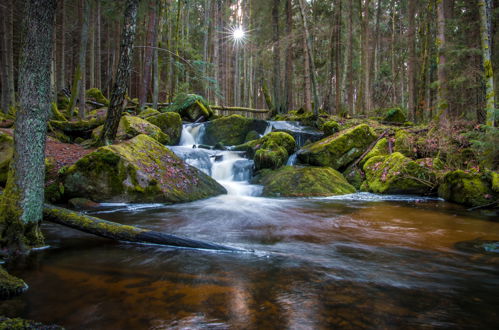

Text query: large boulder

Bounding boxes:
[438,170,498,207]
[145,112,182,145]
[0,131,13,185]
[255,166,356,197]
[359,137,389,168]
[92,115,170,144]
[166,93,214,121]
[297,124,377,170]
[363,152,438,195]
[62,134,226,203]
[235,132,295,170]
[204,115,268,146]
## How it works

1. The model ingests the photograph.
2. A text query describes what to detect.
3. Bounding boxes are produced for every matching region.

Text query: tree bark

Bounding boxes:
[272,0,283,113]
[76,0,90,119]
[407,0,417,122]
[437,0,450,122]
[479,0,496,126]
[43,204,239,252]
[0,0,57,254]
[98,0,139,145]
[57,0,66,91]
[284,0,293,112]
[95,0,102,90]
[347,0,354,115]
[139,0,159,110]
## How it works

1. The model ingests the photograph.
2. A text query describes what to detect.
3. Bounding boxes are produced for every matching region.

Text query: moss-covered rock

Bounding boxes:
[244,130,260,143]
[145,112,182,145]
[359,137,389,168]
[62,134,226,203]
[492,172,499,193]
[0,132,13,186]
[343,165,365,190]
[438,170,498,207]
[321,120,340,136]
[0,112,13,129]
[166,93,213,121]
[86,88,109,106]
[204,115,268,146]
[235,132,296,170]
[297,124,377,170]
[363,152,438,195]
[0,266,27,299]
[0,316,63,330]
[394,129,417,158]
[138,107,160,119]
[56,91,69,111]
[92,115,170,145]
[383,108,406,123]
[255,166,356,197]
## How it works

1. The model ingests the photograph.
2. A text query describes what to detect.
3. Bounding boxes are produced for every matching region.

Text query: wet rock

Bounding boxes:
[165,93,214,122]
[235,132,295,170]
[438,170,498,208]
[297,124,377,170]
[138,107,161,119]
[359,137,390,168]
[343,165,365,190]
[145,112,182,145]
[255,166,356,197]
[0,316,63,330]
[363,152,438,195]
[62,134,226,203]
[0,131,13,186]
[92,115,170,145]
[0,266,27,299]
[204,115,268,146]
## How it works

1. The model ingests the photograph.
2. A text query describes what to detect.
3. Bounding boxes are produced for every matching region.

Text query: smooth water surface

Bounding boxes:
[4,194,499,329]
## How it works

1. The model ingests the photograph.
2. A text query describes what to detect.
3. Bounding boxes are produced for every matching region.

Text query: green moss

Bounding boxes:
[0,316,63,329]
[56,91,69,111]
[0,132,13,186]
[204,115,267,146]
[343,166,365,190]
[244,130,260,142]
[383,108,406,123]
[255,147,288,170]
[138,107,160,118]
[0,266,27,298]
[257,166,356,197]
[145,112,182,145]
[62,134,226,203]
[86,88,109,106]
[297,124,377,170]
[166,93,213,121]
[359,137,389,168]
[492,172,499,193]
[322,120,340,136]
[438,170,497,207]
[394,129,416,158]
[363,152,438,194]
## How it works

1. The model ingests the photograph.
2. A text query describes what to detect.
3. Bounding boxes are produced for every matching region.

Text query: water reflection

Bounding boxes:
[5,195,499,329]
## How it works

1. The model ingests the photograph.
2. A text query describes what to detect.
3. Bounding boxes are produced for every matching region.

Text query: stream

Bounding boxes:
[4,122,499,329]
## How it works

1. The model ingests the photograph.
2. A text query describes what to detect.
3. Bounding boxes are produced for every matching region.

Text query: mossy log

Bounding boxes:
[210,105,270,113]
[43,204,240,252]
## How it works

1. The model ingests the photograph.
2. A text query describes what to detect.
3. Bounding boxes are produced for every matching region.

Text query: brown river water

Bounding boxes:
[2,193,499,329]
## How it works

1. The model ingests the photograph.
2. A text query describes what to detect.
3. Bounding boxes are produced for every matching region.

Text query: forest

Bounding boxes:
[0,0,498,329]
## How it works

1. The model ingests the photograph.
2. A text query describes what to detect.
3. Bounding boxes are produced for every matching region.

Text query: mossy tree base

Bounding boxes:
[0,267,27,299]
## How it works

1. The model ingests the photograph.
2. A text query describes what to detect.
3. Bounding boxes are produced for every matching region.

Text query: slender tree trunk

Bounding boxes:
[76,0,90,119]
[298,0,320,116]
[139,0,158,110]
[335,0,342,114]
[272,0,282,113]
[96,0,102,90]
[361,0,372,114]
[57,0,66,91]
[347,0,354,115]
[98,0,139,145]
[89,1,95,89]
[437,0,450,122]
[1,0,16,110]
[479,0,496,126]
[407,0,417,122]
[284,0,293,112]
[0,0,57,254]
[0,4,8,113]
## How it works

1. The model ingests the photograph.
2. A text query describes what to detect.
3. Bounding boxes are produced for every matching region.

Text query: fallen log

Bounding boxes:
[210,105,270,114]
[43,204,241,252]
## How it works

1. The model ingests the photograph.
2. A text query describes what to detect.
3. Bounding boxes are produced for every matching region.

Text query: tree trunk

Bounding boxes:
[43,204,239,252]
[347,0,354,115]
[272,0,282,113]
[407,0,417,122]
[284,0,293,112]
[57,0,66,91]
[89,1,95,89]
[335,0,342,114]
[1,0,16,111]
[479,0,496,126]
[0,0,57,254]
[139,0,159,110]
[298,0,320,116]
[95,0,102,90]
[302,32,312,111]
[98,0,139,145]
[76,0,90,119]
[361,0,372,114]
[436,0,451,123]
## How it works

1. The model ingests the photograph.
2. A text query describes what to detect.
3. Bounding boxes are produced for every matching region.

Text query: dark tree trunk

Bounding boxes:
[407,0,417,122]
[98,0,139,145]
[76,0,90,119]
[272,0,282,113]
[0,0,57,255]
[284,0,293,112]
[139,0,158,109]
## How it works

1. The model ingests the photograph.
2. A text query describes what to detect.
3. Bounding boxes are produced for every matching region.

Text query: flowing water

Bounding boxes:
[3,123,499,329]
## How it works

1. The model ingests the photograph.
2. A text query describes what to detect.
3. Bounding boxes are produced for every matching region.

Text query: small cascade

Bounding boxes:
[265,121,323,148]
[286,152,298,166]
[172,123,262,197]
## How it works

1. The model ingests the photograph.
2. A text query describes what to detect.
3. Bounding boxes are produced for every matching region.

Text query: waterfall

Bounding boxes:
[179,123,206,146]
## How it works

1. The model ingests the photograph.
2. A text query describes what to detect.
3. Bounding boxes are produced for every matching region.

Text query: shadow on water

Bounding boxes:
[3,193,499,329]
